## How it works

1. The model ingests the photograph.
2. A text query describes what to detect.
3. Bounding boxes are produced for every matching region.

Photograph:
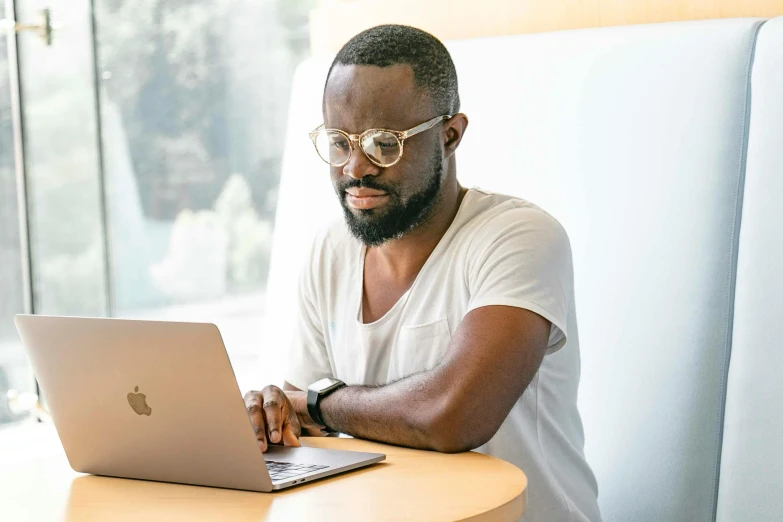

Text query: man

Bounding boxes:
[245,25,600,522]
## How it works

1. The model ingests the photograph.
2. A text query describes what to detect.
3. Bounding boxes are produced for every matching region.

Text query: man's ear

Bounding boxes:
[443,113,469,158]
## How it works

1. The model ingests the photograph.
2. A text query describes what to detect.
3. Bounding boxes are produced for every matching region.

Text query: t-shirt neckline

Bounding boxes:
[355,188,476,328]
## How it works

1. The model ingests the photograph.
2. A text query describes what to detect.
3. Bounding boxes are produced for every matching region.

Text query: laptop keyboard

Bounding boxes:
[266,460,329,482]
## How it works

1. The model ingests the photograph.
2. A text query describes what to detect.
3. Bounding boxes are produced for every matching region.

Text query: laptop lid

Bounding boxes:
[14,315,273,491]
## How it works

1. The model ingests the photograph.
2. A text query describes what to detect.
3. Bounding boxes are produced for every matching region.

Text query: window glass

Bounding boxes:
[0,38,31,425]
[16,0,109,319]
[95,0,316,389]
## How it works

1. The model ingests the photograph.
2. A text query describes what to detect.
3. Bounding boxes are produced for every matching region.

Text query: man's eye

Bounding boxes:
[331,139,350,150]
[378,141,397,149]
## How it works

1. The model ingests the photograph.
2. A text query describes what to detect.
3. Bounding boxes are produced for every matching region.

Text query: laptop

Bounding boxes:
[14,315,385,491]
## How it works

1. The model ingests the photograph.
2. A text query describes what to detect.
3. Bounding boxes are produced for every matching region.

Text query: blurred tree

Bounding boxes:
[95,0,315,221]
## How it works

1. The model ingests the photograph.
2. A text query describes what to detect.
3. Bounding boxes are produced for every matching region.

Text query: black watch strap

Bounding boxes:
[307,379,345,432]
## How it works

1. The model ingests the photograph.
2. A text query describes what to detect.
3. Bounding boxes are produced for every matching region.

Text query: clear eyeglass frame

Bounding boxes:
[309,114,451,168]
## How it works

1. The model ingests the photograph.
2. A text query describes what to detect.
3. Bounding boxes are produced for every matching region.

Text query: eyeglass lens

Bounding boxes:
[315,129,402,166]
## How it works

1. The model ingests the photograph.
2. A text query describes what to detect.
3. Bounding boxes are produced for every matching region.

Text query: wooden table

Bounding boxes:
[0,423,526,521]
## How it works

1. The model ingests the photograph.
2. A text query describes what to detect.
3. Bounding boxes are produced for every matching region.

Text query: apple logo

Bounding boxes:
[127,386,152,416]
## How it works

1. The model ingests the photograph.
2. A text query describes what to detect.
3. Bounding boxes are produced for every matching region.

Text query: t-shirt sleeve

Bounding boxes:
[466,206,574,354]
[286,236,333,390]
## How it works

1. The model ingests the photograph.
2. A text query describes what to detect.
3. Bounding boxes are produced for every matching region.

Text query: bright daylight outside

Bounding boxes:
[0,0,316,425]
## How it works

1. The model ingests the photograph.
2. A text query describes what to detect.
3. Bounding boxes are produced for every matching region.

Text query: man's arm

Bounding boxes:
[248,209,568,452]
[282,304,549,453]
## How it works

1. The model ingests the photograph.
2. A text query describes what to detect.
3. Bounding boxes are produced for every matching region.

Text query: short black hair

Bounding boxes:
[325,24,460,116]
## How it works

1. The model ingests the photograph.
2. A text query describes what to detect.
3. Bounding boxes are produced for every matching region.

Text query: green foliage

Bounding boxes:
[95,0,315,220]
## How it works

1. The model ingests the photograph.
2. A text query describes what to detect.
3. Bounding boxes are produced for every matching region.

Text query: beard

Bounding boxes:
[336,152,443,247]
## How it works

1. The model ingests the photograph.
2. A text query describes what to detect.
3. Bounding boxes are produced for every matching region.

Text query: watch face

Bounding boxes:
[310,377,341,393]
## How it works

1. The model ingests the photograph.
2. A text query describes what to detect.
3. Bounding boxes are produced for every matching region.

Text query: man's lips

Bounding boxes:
[345,189,390,210]
[346,188,387,197]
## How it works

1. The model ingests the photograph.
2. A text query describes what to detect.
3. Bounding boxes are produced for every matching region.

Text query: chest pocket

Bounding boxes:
[387,317,452,382]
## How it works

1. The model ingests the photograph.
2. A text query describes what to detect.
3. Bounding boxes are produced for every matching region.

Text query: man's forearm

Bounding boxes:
[285,307,548,453]
[318,371,465,452]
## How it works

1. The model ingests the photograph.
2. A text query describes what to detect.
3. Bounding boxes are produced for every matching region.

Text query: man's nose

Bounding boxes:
[342,142,382,180]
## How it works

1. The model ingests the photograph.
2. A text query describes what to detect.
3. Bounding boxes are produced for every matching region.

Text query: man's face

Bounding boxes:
[323,64,444,246]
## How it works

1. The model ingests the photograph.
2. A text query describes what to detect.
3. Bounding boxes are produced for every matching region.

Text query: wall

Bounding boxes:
[310,0,783,53]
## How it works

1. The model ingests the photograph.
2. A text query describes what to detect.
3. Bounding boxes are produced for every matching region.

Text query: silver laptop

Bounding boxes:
[14,315,385,491]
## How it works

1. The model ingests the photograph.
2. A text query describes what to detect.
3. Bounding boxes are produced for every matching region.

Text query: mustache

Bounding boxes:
[337,177,397,196]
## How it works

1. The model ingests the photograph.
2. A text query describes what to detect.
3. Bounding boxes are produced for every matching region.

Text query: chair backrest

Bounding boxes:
[716,17,783,522]
[266,18,768,521]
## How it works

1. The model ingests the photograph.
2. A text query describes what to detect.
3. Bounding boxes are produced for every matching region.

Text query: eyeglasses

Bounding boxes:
[309,114,451,168]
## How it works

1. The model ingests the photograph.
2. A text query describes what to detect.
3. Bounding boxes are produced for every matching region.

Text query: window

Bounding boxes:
[0,36,30,425]
[0,0,317,421]
[95,0,315,389]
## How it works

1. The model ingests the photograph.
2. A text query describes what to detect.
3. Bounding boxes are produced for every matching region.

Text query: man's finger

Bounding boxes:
[287,407,302,438]
[244,391,267,452]
[281,408,302,447]
[256,425,268,452]
[262,387,284,444]
[281,425,301,447]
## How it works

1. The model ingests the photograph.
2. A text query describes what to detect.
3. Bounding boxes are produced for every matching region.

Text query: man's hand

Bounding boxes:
[243,386,325,452]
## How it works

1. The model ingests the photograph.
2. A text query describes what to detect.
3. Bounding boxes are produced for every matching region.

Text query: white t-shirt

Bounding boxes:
[287,188,601,522]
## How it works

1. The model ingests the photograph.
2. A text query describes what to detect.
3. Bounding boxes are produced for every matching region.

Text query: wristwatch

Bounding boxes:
[307,377,345,432]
